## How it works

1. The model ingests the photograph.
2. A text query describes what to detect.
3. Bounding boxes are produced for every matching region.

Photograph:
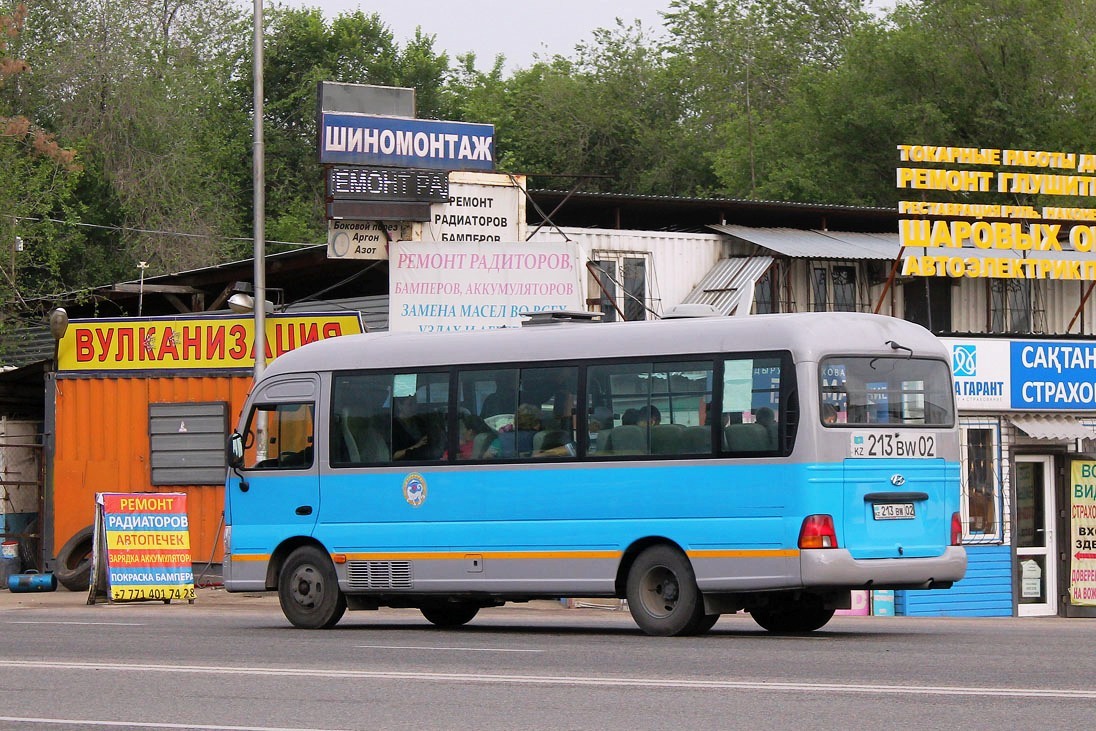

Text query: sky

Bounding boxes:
[280,0,674,70]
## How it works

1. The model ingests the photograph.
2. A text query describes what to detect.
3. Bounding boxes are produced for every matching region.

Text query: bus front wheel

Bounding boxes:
[626,545,707,637]
[750,593,835,633]
[278,546,347,629]
[420,602,480,627]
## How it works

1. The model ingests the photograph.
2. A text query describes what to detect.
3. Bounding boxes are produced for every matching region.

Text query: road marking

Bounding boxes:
[2,659,1094,700]
[0,718,351,731]
[355,644,542,653]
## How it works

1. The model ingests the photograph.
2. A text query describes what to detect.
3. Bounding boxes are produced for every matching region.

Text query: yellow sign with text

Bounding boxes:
[57,313,364,372]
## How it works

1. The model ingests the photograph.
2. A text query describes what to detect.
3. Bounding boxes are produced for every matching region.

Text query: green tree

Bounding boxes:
[13,0,249,275]
[0,1,84,354]
[735,0,1096,205]
[236,6,456,247]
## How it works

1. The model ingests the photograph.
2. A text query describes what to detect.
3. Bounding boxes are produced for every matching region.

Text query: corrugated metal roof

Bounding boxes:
[682,256,774,315]
[711,225,900,260]
[284,294,390,332]
[1010,414,1096,440]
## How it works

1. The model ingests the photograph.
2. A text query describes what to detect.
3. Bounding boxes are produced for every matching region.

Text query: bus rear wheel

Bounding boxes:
[750,593,835,633]
[278,546,347,629]
[420,602,480,627]
[626,545,706,637]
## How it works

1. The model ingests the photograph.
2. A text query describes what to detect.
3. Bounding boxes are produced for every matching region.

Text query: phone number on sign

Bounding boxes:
[849,432,936,458]
[111,586,196,602]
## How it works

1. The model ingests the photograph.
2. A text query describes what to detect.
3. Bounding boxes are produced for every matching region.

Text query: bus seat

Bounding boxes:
[338,408,360,463]
[472,431,500,459]
[357,427,390,463]
[681,425,712,454]
[601,425,647,455]
[650,424,684,454]
[725,423,772,452]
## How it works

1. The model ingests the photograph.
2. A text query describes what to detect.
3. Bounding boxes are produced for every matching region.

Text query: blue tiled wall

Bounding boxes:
[896,544,1013,616]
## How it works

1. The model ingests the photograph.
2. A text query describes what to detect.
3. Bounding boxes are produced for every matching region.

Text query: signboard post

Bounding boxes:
[88,492,195,605]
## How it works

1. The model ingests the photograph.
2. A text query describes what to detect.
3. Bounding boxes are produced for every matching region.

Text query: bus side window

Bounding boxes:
[721,356,783,455]
[331,374,394,466]
[245,402,315,469]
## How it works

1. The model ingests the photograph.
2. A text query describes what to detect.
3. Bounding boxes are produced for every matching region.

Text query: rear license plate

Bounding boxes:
[873,502,915,520]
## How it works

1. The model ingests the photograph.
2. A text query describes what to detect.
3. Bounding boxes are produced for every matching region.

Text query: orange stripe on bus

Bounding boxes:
[341,550,623,561]
[687,549,800,559]
[232,548,797,563]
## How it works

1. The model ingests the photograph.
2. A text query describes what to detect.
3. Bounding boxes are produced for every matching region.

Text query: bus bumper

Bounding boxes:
[222,554,269,592]
[800,546,967,590]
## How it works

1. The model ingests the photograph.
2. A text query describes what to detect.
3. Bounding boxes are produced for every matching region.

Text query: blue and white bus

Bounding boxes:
[224,312,965,636]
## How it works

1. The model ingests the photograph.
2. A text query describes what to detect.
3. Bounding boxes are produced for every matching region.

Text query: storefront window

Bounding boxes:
[961,425,1001,541]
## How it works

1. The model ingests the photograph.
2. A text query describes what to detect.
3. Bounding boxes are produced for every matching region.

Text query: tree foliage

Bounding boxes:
[0,1,82,345]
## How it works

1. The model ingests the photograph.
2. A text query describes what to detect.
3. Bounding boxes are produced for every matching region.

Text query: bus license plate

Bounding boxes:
[873,503,915,520]
[849,432,937,458]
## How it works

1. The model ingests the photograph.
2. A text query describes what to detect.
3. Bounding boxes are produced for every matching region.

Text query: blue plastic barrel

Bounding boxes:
[7,571,58,593]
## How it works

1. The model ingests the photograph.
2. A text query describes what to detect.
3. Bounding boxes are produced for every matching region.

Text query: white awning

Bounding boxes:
[1010,414,1096,440]
[710,225,900,260]
[681,256,774,316]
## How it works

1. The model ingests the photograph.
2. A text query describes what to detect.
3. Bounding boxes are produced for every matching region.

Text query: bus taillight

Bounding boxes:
[798,514,838,549]
[951,512,963,546]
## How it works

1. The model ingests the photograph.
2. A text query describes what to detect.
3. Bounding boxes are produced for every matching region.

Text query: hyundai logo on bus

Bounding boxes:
[891,474,907,487]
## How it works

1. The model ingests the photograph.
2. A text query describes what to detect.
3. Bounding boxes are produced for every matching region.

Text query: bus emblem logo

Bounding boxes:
[403,472,428,507]
[890,474,906,487]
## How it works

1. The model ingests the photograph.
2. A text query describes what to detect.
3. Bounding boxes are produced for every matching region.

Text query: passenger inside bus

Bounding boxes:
[392,396,429,460]
[457,413,503,460]
[514,403,543,456]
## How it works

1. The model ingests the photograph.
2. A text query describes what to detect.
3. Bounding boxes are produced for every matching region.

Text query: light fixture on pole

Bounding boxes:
[137,261,149,316]
[228,281,274,315]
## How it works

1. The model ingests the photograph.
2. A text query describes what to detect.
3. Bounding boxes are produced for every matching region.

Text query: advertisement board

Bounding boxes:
[389,241,584,332]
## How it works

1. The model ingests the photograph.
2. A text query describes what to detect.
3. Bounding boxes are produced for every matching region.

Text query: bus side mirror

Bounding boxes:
[228,432,244,468]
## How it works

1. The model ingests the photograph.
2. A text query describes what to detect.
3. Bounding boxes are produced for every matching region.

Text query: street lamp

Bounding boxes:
[137,261,149,316]
[252,0,267,380]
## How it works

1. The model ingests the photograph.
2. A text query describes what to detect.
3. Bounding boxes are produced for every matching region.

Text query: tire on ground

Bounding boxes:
[54,525,95,592]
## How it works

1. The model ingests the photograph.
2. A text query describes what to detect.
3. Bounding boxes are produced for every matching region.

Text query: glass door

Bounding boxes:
[1015,455,1057,616]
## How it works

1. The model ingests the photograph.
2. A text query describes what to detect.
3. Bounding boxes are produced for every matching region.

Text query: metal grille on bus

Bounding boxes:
[346,561,413,590]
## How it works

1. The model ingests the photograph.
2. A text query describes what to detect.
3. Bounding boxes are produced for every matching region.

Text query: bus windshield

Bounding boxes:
[820,356,954,427]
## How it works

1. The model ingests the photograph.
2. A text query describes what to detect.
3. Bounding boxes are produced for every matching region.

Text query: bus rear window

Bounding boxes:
[820,356,954,427]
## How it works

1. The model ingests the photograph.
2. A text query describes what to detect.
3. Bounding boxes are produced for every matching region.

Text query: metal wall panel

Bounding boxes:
[530,227,725,316]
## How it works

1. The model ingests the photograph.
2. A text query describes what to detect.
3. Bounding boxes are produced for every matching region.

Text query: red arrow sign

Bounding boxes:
[1074,552,1096,560]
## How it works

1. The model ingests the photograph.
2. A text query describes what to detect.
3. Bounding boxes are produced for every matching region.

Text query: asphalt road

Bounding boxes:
[1,588,1094,730]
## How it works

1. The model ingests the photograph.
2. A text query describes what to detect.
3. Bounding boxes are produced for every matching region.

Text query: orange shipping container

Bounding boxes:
[49,373,252,569]
[45,312,364,589]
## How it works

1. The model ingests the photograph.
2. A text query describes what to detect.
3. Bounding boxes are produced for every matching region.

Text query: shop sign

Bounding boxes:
[943,337,1096,411]
[320,113,494,171]
[1069,460,1096,606]
[57,312,364,373]
[389,241,584,332]
[92,492,195,603]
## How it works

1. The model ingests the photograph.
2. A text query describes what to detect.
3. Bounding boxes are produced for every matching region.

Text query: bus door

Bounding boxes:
[228,377,321,556]
[842,437,950,559]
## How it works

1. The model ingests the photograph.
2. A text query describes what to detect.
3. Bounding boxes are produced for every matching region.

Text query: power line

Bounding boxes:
[2,214,320,249]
